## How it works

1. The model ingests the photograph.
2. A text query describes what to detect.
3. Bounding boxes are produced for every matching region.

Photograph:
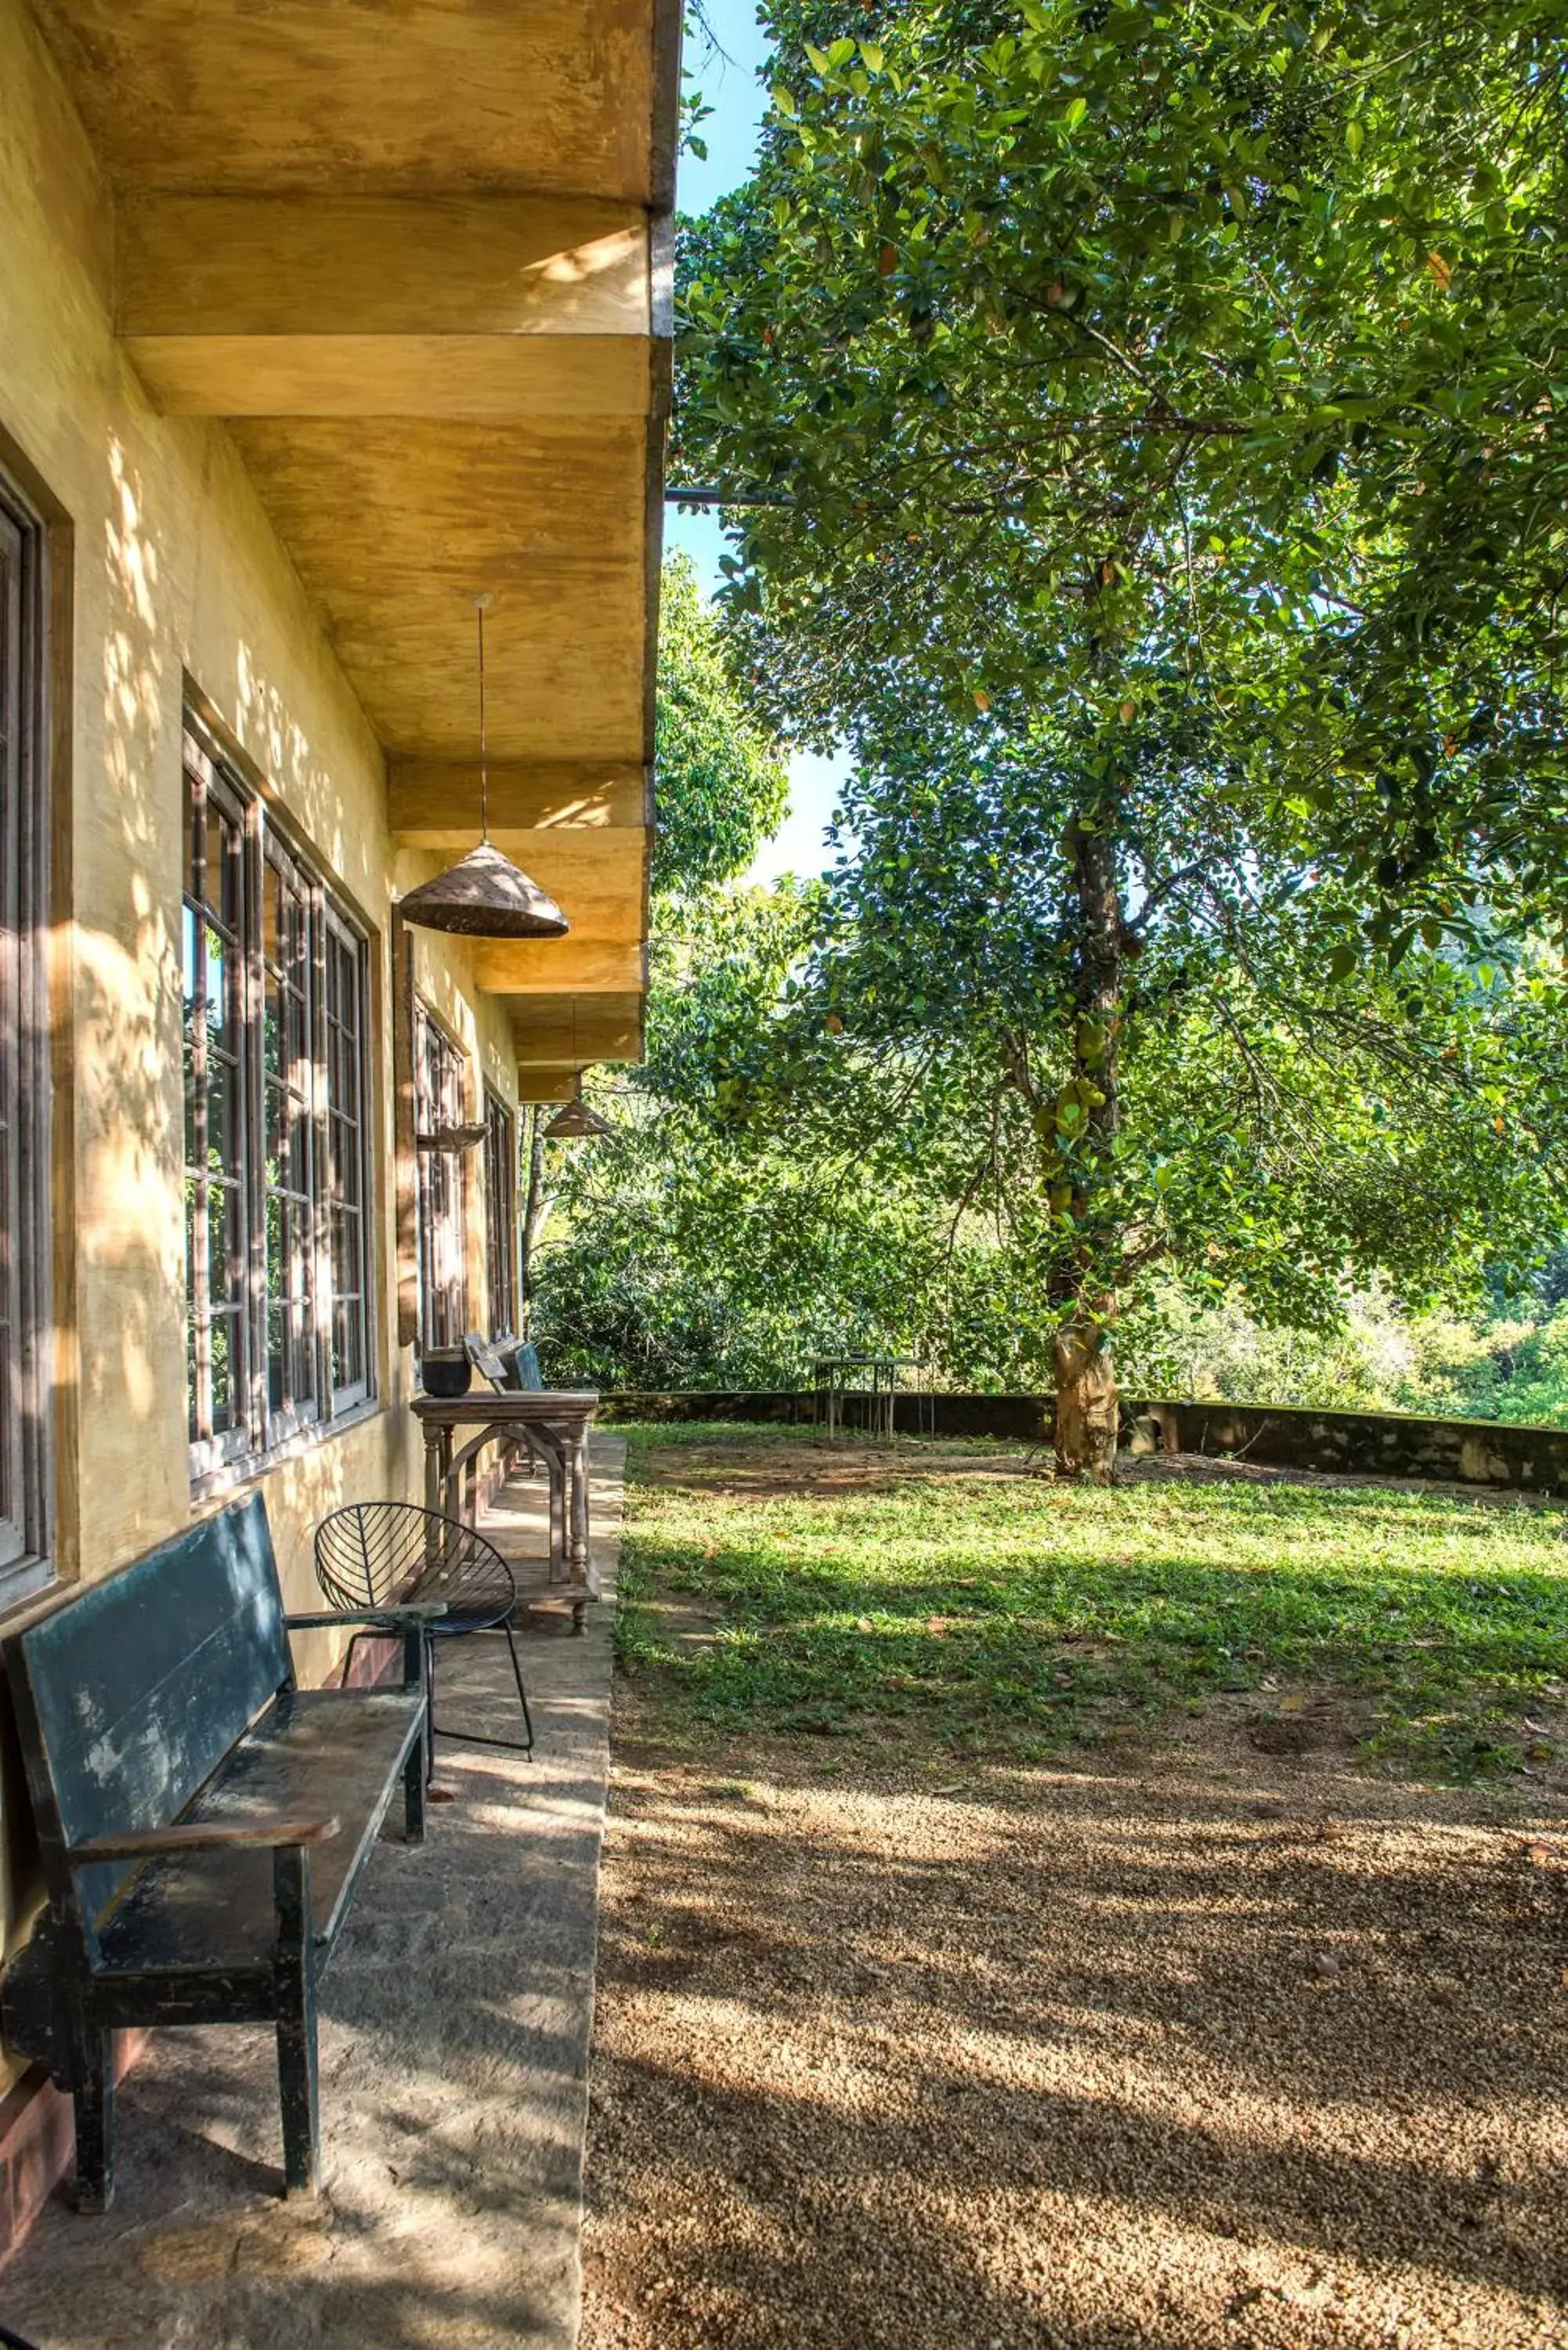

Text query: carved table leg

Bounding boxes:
[569,1423,591,1578]
[423,1422,444,1520]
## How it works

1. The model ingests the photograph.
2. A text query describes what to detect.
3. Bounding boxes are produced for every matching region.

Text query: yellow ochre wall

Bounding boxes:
[0,0,518,2006]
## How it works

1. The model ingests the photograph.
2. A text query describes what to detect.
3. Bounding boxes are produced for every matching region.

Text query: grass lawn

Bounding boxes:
[614,1423,1568,1783]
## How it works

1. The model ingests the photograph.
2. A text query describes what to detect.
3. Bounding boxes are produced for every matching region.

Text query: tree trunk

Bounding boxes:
[1050,809,1125,1480]
[1053,1314,1119,1480]
[518,1106,547,1336]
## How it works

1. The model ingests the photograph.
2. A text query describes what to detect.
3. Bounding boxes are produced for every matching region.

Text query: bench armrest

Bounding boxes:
[286,1603,445,1695]
[285,1604,448,1629]
[68,1816,341,1864]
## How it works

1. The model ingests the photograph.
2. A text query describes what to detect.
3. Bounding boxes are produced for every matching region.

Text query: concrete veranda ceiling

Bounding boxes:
[27,0,678,1093]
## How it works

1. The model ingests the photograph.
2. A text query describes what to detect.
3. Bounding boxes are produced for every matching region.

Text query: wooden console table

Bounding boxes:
[410,1391,600,1628]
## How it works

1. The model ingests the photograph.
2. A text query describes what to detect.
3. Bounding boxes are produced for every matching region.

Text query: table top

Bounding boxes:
[411,1390,599,1425]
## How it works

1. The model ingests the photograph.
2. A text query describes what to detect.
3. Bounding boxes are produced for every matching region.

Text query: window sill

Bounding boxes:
[190,1397,388,1512]
[0,1555,58,1627]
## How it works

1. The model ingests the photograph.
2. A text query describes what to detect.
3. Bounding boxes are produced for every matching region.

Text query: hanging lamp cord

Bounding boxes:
[476,591,493,843]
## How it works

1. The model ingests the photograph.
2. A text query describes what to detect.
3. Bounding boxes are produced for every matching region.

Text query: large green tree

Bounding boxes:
[670,0,1568,1466]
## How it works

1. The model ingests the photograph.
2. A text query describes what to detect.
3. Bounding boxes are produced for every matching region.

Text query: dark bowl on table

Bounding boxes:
[421,1352,472,1399]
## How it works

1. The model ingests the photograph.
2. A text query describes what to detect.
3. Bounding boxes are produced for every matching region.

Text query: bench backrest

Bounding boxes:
[7,1493,290,1937]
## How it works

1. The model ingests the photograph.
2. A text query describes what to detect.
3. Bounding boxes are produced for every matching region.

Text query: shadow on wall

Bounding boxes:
[74,432,182,1555]
[230,633,381,916]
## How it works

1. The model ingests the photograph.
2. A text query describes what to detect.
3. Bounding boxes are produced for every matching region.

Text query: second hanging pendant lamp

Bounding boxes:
[542,998,612,1139]
[399,595,570,940]
[544,1078,612,1141]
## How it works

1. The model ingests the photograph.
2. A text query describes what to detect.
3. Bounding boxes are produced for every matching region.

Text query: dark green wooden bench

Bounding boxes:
[1,1492,443,2211]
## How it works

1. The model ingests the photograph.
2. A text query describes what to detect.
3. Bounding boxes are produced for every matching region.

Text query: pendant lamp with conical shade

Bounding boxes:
[544,1079,612,1141]
[544,1029,612,1138]
[399,595,571,940]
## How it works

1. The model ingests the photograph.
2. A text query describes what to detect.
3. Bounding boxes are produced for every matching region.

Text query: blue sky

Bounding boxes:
[664,0,851,888]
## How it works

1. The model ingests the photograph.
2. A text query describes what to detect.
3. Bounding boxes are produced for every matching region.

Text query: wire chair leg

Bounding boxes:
[428,1629,536,1762]
[504,1620,535,1755]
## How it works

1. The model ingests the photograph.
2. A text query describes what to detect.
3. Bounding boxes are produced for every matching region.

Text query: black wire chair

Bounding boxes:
[313,1502,533,1777]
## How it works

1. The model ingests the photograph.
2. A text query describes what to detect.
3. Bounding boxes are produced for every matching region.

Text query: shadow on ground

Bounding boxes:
[581,1706,1568,2350]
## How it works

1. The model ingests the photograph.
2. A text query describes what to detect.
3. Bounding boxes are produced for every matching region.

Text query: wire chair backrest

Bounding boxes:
[313,1501,515,1618]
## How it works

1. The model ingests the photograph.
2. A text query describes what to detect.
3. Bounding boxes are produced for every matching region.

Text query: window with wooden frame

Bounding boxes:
[0,467,52,1602]
[413,1001,469,1354]
[483,1087,518,1339]
[182,722,375,1484]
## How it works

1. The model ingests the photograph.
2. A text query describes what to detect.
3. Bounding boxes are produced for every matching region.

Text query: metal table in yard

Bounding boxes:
[410,1390,599,1627]
[810,1355,924,1441]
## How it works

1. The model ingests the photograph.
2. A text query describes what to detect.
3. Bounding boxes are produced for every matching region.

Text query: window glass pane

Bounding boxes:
[211,1307,238,1433]
[207,1053,236,1178]
[331,1298,362,1394]
[209,1180,240,1305]
[266,1193,286,1408]
[330,1198,355,1290]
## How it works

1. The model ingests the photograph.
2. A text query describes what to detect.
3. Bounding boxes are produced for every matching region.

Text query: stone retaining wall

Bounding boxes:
[601,1390,1568,1499]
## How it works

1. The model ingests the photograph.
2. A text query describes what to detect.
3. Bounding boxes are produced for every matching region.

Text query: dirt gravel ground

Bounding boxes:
[581,1706,1568,2350]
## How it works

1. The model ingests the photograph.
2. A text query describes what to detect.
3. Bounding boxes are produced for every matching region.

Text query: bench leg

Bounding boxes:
[273,1848,321,2198]
[276,2002,320,2199]
[69,2026,115,2213]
